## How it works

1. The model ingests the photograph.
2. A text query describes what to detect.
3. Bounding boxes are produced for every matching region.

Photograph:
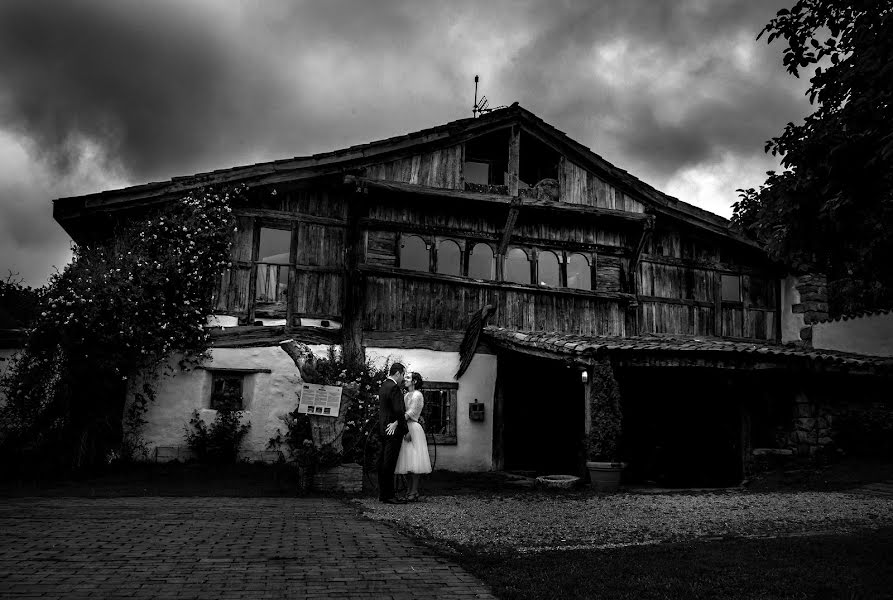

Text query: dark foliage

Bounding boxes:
[0,275,41,329]
[0,187,240,474]
[587,359,623,462]
[732,0,893,316]
[184,410,251,465]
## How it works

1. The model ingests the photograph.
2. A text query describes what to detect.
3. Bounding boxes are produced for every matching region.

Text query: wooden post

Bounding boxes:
[342,186,367,370]
[507,123,520,196]
[713,271,723,337]
[775,277,783,342]
[492,358,505,471]
[247,223,261,325]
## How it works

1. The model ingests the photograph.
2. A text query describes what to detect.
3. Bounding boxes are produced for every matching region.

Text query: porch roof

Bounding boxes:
[482,326,893,375]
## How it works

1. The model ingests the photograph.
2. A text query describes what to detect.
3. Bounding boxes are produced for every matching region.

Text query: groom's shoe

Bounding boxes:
[381,497,405,505]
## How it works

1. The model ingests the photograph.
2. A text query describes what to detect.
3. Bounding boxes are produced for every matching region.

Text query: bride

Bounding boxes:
[394,371,431,500]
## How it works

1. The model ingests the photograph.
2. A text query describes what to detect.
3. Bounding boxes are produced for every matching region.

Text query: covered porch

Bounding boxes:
[478,327,893,487]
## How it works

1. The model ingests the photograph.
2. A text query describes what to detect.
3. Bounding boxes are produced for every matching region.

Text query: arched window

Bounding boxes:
[468,243,495,280]
[537,250,560,287]
[504,248,530,284]
[399,235,429,272]
[567,253,591,290]
[436,240,461,276]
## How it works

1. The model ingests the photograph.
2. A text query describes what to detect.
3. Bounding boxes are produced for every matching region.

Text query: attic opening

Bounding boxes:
[463,129,560,190]
[464,129,509,186]
[519,131,559,188]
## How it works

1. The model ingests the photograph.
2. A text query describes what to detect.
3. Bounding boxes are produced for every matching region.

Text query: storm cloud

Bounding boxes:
[0,0,810,286]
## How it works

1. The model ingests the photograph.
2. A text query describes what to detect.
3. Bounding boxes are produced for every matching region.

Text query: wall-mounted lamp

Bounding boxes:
[581,370,589,384]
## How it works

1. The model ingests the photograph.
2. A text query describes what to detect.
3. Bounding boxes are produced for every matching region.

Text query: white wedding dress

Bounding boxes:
[394,390,432,475]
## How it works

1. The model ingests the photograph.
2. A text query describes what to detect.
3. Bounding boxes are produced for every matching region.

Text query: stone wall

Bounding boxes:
[784,392,834,456]
[790,273,829,344]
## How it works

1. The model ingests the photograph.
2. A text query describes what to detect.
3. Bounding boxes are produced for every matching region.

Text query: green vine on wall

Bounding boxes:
[0,186,243,473]
[587,358,624,463]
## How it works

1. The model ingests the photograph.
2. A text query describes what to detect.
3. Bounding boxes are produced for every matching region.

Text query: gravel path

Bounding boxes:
[358,490,893,553]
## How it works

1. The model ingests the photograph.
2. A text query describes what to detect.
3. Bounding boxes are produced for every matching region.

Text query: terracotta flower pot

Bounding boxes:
[586,461,626,493]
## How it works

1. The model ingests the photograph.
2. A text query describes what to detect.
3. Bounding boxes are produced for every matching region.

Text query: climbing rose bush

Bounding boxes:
[0,186,243,472]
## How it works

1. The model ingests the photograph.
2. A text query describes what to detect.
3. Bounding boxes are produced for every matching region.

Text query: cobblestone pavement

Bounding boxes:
[0,497,496,600]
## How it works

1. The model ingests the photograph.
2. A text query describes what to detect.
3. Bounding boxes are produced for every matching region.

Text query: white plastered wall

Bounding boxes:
[131,339,497,471]
[781,274,805,343]
[812,313,893,357]
[364,347,497,472]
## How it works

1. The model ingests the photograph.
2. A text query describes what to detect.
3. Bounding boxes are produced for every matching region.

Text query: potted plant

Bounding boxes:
[586,358,626,492]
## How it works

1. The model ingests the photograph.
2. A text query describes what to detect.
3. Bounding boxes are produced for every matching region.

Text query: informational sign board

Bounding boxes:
[297,383,343,418]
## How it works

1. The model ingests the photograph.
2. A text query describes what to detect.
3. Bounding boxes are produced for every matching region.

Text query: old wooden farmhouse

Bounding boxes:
[53,104,892,486]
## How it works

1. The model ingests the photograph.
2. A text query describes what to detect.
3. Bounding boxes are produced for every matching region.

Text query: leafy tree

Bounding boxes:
[0,187,241,474]
[733,0,893,315]
[0,274,41,329]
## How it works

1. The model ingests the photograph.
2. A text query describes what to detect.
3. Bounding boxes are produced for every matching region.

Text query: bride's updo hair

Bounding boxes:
[411,371,424,390]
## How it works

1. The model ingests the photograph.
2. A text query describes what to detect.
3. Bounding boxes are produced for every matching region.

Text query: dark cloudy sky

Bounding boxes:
[0,0,809,287]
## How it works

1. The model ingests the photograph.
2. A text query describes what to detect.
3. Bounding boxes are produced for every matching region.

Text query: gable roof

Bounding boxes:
[53,103,759,249]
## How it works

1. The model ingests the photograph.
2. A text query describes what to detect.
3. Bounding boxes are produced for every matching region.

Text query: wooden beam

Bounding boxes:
[348,176,651,224]
[209,325,341,348]
[364,329,494,353]
[234,208,348,228]
[359,263,638,303]
[496,196,522,257]
[628,217,655,295]
[361,218,630,257]
[507,124,520,196]
[341,192,367,369]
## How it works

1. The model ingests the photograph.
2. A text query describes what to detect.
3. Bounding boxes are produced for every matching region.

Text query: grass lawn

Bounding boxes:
[455,528,893,600]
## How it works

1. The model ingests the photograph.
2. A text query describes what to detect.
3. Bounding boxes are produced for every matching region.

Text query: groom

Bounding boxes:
[377,362,408,504]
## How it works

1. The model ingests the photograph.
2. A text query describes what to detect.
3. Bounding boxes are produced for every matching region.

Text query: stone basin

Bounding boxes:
[534,474,580,490]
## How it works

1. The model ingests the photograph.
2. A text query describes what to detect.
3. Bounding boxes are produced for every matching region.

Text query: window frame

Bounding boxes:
[720,273,743,304]
[565,251,593,291]
[502,246,532,285]
[209,372,245,412]
[251,221,296,320]
[434,237,464,277]
[466,241,496,280]
[397,233,433,273]
[419,381,458,445]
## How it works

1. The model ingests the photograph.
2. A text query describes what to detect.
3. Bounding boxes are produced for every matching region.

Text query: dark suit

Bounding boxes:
[377,377,408,500]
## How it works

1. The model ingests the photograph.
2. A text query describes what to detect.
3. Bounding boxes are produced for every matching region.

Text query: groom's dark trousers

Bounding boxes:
[377,377,408,500]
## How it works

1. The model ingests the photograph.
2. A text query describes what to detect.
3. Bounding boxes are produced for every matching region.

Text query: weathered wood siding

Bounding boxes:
[364,144,464,190]
[213,215,255,315]
[363,274,625,336]
[213,188,347,322]
[637,226,778,340]
[558,158,645,212]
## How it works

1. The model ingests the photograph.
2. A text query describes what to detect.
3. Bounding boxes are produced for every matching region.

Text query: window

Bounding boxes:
[399,235,430,272]
[463,161,490,185]
[537,250,560,287]
[468,243,495,280]
[436,240,461,276]
[567,253,591,290]
[420,382,458,444]
[504,248,530,284]
[721,274,741,302]
[210,373,244,412]
[256,227,291,303]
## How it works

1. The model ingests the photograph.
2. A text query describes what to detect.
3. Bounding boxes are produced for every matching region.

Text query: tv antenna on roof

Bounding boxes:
[473,75,489,118]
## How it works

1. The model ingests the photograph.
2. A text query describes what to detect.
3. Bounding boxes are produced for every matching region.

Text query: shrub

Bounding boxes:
[184,410,251,464]
[587,358,623,463]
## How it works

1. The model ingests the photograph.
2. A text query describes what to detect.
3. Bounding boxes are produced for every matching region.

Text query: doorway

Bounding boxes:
[499,354,586,475]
